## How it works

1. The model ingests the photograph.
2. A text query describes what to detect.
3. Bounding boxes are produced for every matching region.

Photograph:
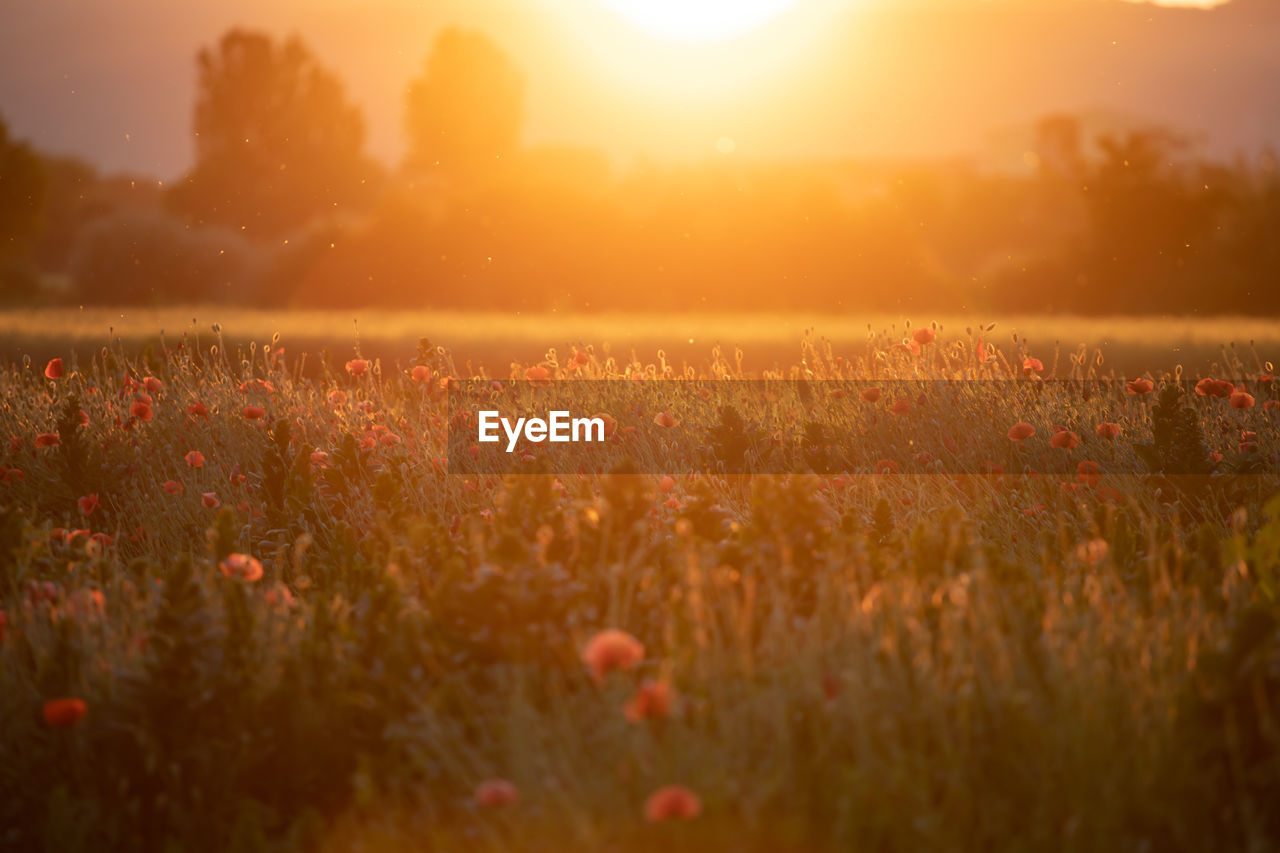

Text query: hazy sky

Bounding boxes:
[0,0,1275,178]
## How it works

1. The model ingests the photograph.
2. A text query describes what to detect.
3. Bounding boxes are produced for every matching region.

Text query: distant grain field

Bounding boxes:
[0,307,1276,376]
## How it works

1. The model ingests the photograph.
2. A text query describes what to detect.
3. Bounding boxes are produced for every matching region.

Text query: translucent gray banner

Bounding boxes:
[446,379,1275,477]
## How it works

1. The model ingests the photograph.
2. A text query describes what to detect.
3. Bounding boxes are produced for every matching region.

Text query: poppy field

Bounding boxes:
[2,322,1280,851]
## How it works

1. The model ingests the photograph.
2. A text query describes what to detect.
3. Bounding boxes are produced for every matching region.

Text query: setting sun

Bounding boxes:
[3,0,1280,848]
[596,0,800,42]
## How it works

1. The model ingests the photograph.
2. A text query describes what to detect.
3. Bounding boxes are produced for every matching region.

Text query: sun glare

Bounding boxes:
[596,0,801,43]
[549,0,838,105]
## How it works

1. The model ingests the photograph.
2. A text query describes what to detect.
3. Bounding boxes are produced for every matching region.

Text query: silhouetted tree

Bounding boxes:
[404,29,524,176]
[169,29,380,239]
[1083,129,1220,310]
[0,115,47,297]
[0,117,46,247]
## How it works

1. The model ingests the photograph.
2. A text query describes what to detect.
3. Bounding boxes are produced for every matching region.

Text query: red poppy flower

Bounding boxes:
[581,629,644,683]
[1007,422,1035,441]
[1049,430,1079,449]
[876,459,899,475]
[219,553,263,582]
[1230,391,1255,410]
[42,697,87,728]
[143,377,164,393]
[1195,377,1234,398]
[201,492,220,508]
[328,389,348,407]
[187,402,210,417]
[645,786,702,822]
[891,399,911,415]
[345,358,370,376]
[1022,357,1043,376]
[239,378,276,395]
[625,679,674,723]
[242,405,266,420]
[594,413,617,437]
[474,778,519,808]
[912,327,936,346]
[659,475,676,494]
[524,365,551,385]
[264,583,294,609]
[1077,538,1109,566]
[1076,460,1102,487]
[860,387,881,403]
[1126,378,1154,395]
[44,358,64,379]
[1095,422,1121,439]
[130,399,153,422]
[35,432,60,448]
[185,450,205,468]
[163,480,183,495]
[653,411,679,428]
[411,365,431,383]
[78,494,99,515]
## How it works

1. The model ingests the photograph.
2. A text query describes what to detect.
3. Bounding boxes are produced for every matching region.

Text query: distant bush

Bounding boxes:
[68,210,266,304]
[0,255,43,305]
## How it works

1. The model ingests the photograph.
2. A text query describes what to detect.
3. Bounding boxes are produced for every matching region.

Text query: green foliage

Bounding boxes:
[210,508,238,563]
[706,404,765,474]
[262,418,315,532]
[1226,493,1280,604]
[1132,382,1213,477]
[1168,599,1280,849]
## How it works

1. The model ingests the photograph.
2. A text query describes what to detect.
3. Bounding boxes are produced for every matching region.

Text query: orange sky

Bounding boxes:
[0,0,1274,178]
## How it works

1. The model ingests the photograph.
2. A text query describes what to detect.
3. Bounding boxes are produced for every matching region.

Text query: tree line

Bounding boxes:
[1,27,1278,314]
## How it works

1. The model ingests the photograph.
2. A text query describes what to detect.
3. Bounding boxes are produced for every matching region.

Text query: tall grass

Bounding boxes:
[0,325,1277,851]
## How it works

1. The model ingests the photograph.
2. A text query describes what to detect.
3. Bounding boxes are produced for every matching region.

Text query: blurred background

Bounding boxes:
[0,0,1277,323]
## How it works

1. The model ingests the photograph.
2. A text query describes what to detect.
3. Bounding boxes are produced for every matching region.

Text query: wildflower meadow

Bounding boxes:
[1,322,1278,851]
